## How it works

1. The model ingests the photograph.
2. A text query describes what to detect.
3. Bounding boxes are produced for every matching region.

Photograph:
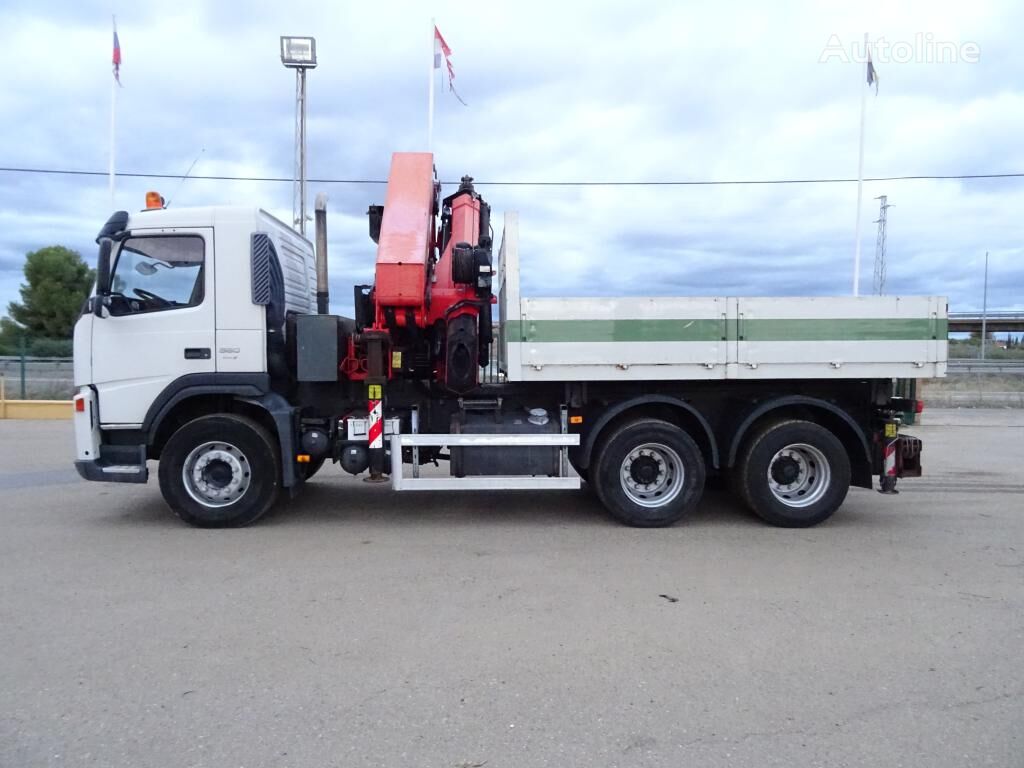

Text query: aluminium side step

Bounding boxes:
[389,433,581,491]
[74,460,148,484]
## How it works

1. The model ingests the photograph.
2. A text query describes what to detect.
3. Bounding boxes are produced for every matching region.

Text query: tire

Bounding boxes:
[592,418,706,527]
[736,419,851,528]
[158,414,281,528]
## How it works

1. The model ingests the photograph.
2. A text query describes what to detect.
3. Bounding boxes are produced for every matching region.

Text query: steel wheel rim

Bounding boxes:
[619,442,685,508]
[182,441,251,508]
[766,442,831,508]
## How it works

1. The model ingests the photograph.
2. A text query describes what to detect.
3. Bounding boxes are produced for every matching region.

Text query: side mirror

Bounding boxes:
[94,239,112,317]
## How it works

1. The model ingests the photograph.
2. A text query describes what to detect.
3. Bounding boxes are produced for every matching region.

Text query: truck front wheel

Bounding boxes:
[736,419,851,527]
[593,419,706,527]
[158,414,281,528]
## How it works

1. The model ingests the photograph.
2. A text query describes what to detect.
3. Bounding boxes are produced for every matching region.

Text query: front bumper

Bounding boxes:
[74,459,148,484]
[72,387,148,484]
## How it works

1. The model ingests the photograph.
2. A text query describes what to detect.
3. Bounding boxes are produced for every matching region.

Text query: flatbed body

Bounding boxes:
[497,213,947,382]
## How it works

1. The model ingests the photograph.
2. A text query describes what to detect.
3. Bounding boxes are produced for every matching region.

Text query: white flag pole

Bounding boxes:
[852,32,869,297]
[109,18,117,209]
[427,18,436,153]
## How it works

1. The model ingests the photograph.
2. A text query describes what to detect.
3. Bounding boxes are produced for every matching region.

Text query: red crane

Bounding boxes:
[356,152,494,393]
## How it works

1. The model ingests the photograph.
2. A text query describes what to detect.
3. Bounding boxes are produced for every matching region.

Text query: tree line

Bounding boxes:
[0,246,94,357]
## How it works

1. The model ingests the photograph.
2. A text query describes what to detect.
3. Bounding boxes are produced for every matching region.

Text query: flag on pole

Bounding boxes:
[852,33,875,295]
[866,50,878,95]
[109,17,120,207]
[433,25,466,105]
[112,22,122,86]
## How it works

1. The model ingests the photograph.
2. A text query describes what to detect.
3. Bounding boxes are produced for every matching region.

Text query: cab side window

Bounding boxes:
[109,236,204,316]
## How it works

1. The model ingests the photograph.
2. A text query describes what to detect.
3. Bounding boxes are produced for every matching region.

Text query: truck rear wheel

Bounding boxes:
[736,419,851,527]
[593,419,705,527]
[158,414,281,528]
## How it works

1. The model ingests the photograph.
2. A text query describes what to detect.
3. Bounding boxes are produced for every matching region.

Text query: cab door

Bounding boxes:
[91,229,215,426]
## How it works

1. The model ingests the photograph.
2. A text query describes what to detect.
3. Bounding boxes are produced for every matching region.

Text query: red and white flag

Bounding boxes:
[433,26,466,105]
[112,21,122,86]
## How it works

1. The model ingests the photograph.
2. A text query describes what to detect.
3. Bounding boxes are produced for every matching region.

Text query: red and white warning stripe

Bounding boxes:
[368,399,383,449]
[883,438,898,477]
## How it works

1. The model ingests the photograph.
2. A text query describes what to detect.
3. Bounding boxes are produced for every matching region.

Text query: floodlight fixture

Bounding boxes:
[280,36,317,69]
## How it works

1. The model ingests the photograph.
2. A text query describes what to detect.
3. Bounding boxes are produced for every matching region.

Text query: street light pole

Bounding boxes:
[296,67,308,235]
[981,251,989,361]
[280,36,317,237]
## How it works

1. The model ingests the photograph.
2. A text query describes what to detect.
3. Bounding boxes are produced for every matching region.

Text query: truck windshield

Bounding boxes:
[108,235,204,314]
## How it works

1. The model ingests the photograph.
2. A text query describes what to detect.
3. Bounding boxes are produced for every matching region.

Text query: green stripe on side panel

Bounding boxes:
[504,317,947,343]
[738,317,946,342]
[510,319,724,343]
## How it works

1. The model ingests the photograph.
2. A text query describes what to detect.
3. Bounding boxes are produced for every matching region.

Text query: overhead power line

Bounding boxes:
[1,165,1022,187]
[0,166,387,185]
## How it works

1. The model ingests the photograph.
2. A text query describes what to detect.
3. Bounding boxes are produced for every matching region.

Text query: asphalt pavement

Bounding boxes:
[1,410,1022,767]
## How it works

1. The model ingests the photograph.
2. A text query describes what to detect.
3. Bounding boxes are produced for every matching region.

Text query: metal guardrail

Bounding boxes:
[948,311,1024,320]
[0,356,75,364]
[947,359,1024,374]
[2,351,1019,401]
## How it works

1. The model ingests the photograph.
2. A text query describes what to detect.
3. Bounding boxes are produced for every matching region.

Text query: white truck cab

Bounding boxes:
[73,204,315,484]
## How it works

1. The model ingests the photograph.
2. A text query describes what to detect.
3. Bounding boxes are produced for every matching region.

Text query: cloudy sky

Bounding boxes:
[1,0,1021,320]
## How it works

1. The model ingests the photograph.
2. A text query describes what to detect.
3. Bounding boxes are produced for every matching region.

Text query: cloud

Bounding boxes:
[0,0,1021,328]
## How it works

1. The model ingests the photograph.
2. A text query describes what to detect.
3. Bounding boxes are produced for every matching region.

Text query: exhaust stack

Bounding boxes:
[314,193,329,314]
